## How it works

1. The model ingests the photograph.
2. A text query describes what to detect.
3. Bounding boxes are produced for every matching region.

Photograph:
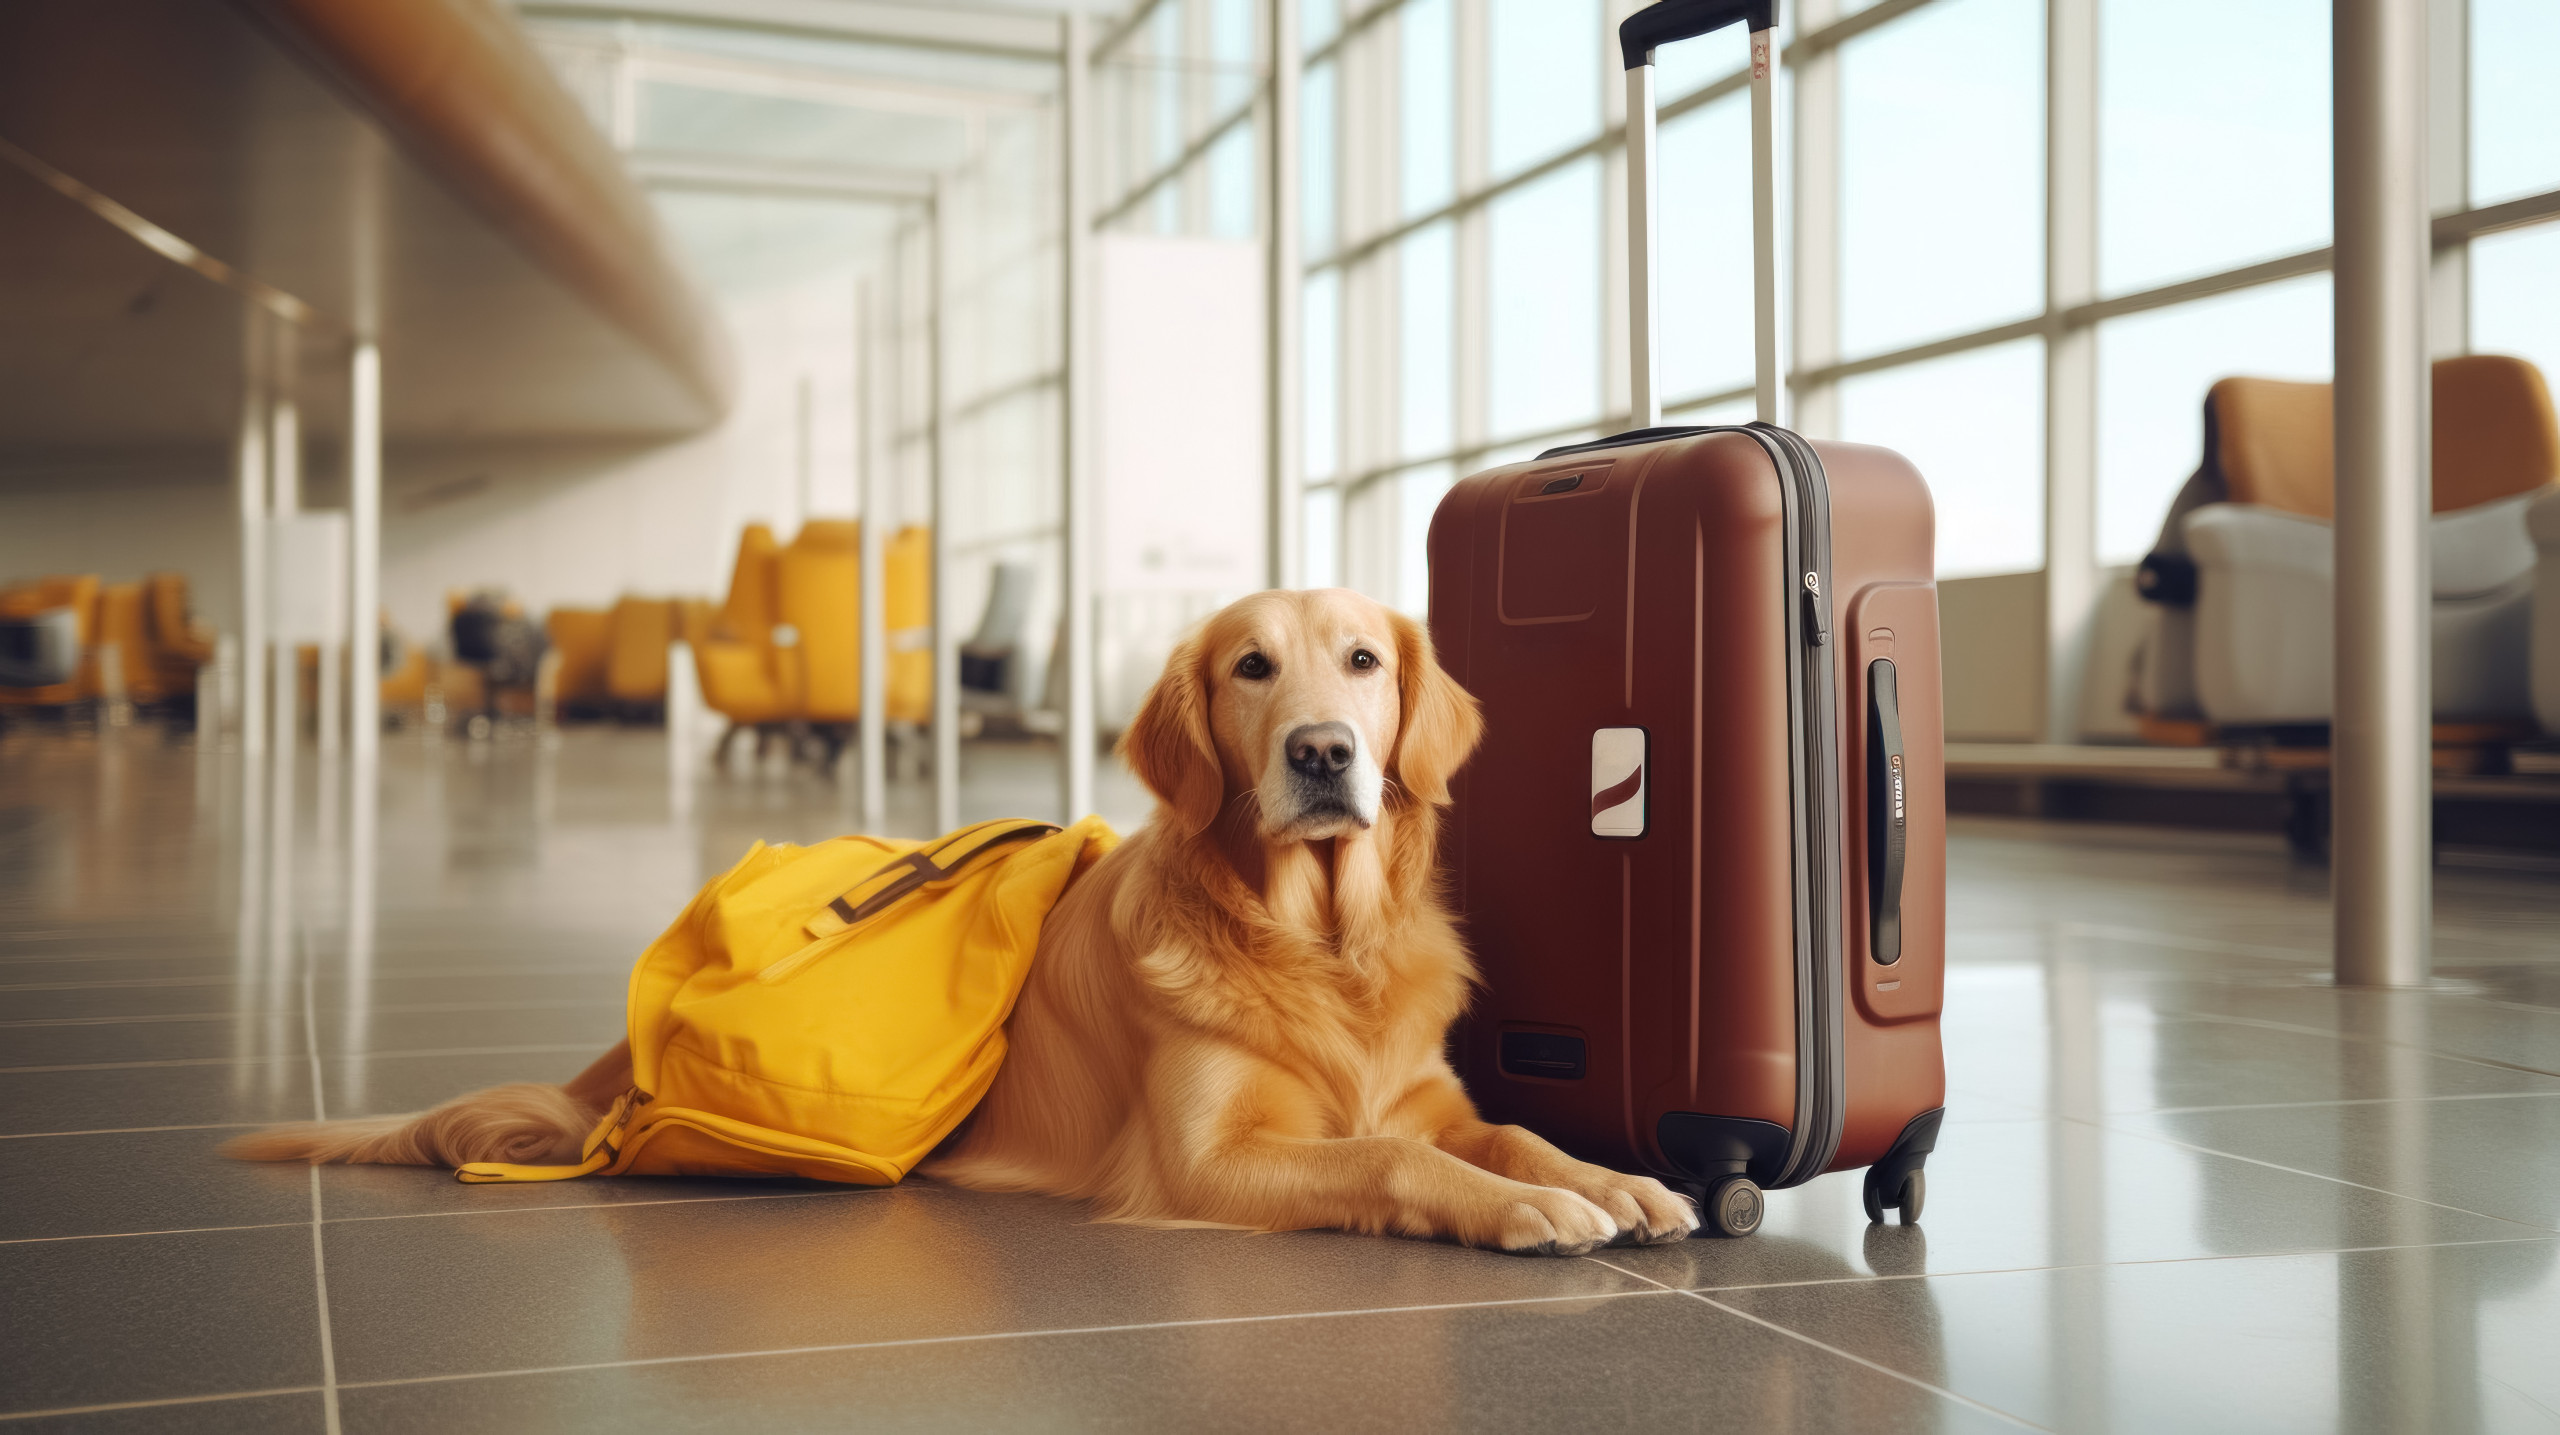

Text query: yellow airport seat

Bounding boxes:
[546,608,613,709]
[141,573,214,701]
[605,596,676,705]
[695,525,793,726]
[380,643,430,713]
[716,523,780,639]
[437,657,486,719]
[782,520,862,723]
[0,574,103,707]
[94,583,152,703]
[886,525,932,723]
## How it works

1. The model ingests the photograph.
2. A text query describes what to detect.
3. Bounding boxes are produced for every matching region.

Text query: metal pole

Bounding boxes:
[856,276,889,828]
[1747,25,1782,425]
[1060,11,1097,821]
[2332,0,2432,987]
[1624,61,1660,429]
[270,322,300,759]
[2042,0,2100,742]
[1265,0,1303,588]
[237,311,270,758]
[349,341,381,766]
[929,180,961,832]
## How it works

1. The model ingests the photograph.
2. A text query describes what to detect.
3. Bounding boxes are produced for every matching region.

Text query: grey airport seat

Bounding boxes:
[2133,355,2560,733]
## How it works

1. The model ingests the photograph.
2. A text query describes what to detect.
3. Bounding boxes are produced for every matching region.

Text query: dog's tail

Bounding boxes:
[221,1083,595,1169]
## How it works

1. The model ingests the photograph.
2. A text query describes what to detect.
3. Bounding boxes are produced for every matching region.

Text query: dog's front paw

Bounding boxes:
[1471,1184,1620,1256]
[1571,1170,1699,1245]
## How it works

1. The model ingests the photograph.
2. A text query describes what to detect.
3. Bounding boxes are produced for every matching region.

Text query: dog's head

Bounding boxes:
[1122,589,1483,843]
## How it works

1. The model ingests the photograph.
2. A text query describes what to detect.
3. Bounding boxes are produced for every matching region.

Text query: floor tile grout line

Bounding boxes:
[1583,1256,2054,1431]
[0,1385,326,1425]
[0,1043,608,1075]
[2078,1113,2560,1235]
[298,933,344,1435]
[0,1121,263,1140]
[2173,1010,2560,1083]
[316,1286,1695,1399]
[2139,1090,2560,1116]
[0,998,629,1028]
[1660,1233,2560,1298]
[0,1183,906,1245]
[0,966,635,992]
[2051,920,2327,965]
[0,1220,308,1247]
[0,1287,1687,1423]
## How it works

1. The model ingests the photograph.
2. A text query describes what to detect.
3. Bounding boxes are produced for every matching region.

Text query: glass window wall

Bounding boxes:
[2472,0,2560,205]
[2472,224,2560,394]
[1841,339,2047,578]
[1488,0,1601,179]
[2094,274,2332,564]
[1400,223,1455,459]
[2098,0,2330,296]
[1402,0,1455,218]
[1839,0,2044,358]
[1487,159,1602,441]
[1086,0,2560,616]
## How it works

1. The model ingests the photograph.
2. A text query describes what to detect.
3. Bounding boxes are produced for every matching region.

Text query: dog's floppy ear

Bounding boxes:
[1120,634,1225,837]
[1386,610,1483,807]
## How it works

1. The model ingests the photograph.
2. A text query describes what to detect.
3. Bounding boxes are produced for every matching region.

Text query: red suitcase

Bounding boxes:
[1428,0,1945,1238]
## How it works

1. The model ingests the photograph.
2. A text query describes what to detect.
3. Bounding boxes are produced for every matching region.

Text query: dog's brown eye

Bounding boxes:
[1350,649,1378,671]
[1236,653,1272,680]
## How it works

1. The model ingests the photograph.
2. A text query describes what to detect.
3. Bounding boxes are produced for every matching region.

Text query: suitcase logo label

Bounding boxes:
[1590,728,1647,838]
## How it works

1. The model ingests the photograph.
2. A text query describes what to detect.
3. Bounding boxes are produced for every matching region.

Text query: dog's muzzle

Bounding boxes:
[1272,721,1373,831]
[1285,722,1356,783]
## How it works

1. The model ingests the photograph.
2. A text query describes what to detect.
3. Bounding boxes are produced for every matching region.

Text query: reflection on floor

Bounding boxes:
[4,722,2558,1433]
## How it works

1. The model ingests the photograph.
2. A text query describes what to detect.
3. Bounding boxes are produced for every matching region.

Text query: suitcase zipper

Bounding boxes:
[1745,423,1846,1190]
[1539,421,1851,1188]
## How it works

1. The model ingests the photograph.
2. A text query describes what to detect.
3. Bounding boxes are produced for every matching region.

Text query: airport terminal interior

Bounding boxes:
[4,0,2559,1430]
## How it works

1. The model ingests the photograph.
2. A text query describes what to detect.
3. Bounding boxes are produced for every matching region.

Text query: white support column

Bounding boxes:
[1790,0,1842,440]
[856,277,889,828]
[1624,61,1661,429]
[236,312,270,758]
[349,341,382,766]
[1453,0,1489,460]
[2043,0,2100,742]
[2425,0,2469,358]
[1061,11,1098,820]
[269,323,301,760]
[929,180,961,833]
[2332,0,2433,988]
[1265,0,1304,589]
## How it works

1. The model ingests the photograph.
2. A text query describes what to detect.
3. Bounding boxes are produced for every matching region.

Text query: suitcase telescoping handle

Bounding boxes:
[1619,0,1783,429]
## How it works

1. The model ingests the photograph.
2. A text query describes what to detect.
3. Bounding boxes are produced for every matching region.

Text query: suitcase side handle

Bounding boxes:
[1866,658,1907,965]
[1617,0,1777,69]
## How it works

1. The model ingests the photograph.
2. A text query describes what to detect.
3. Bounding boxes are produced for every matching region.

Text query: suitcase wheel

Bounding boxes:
[1702,1175,1764,1238]
[1862,1168,1925,1226]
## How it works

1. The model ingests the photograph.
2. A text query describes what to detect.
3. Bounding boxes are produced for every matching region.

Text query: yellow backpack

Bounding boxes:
[458,816,1117,1186]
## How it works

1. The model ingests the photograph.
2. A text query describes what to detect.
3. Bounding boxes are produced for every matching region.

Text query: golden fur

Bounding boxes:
[228,589,1695,1254]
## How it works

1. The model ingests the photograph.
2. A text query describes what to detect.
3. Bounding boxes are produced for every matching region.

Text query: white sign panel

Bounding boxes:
[1096,234,1267,595]
[1591,727,1647,838]
[268,511,349,645]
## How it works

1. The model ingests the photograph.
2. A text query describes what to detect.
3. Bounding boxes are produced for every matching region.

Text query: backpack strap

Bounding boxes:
[802,819,1062,941]
[455,1089,640,1184]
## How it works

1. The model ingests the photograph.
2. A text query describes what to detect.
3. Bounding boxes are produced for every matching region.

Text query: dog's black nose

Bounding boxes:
[1286,722,1357,780]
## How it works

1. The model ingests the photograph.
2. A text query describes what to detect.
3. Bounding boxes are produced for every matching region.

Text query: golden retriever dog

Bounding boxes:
[230,589,1696,1253]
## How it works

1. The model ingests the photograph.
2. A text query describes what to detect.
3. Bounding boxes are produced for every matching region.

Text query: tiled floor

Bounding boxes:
[5,722,2559,1433]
